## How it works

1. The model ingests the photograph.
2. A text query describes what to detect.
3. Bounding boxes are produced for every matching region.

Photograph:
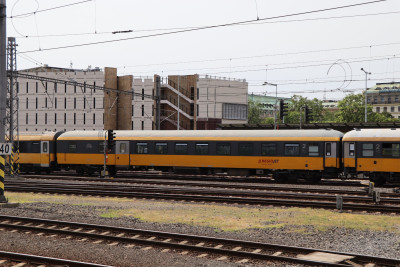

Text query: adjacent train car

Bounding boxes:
[55,131,116,176]
[116,129,343,182]
[343,128,400,185]
[17,131,63,173]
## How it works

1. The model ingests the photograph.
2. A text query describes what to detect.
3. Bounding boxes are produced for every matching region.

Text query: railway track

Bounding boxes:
[0,250,109,266]
[6,179,400,213]
[1,215,399,266]
[22,171,392,187]
[19,174,400,197]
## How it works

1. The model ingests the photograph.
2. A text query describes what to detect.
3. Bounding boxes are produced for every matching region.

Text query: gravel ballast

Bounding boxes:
[0,194,399,266]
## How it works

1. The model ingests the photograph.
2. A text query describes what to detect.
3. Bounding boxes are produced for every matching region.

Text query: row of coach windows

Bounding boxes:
[135,142,320,156]
[361,143,400,157]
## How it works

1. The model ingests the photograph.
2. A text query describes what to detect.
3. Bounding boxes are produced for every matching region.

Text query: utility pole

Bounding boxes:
[361,68,371,123]
[0,0,7,202]
[177,76,180,130]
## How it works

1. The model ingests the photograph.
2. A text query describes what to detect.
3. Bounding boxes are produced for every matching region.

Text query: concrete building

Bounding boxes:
[367,82,400,118]
[16,67,248,131]
[248,93,289,119]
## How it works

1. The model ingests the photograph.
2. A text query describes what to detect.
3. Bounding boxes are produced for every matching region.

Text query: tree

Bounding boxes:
[335,93,369,123]
[283,95,324,123]
[248,100,265,124]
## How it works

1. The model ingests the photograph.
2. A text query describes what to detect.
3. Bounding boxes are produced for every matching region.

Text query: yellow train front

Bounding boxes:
[343,128,400,185]
[112,129,343,182]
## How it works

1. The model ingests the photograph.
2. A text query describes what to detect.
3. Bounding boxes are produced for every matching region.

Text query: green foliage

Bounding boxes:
[248,100,265,124]
[285,95,324,123]
[336,93,399,123]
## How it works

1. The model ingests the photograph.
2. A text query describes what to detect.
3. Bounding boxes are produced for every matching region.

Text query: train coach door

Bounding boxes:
[324,142,337,168]
[40,141,50,167]
[116,141,129,167]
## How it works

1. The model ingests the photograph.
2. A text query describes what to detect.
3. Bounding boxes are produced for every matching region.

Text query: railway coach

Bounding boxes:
[117,129,343,182]
[17,131,63,174]
[343,128,400,185]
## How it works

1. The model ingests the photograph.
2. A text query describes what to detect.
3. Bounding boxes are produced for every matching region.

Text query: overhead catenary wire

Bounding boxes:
[17,0,388,54]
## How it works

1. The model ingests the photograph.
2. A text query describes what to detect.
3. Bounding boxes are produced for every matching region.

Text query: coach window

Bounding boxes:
[120,143,127,153]
[216,143,231,155]
[261,143,276,156]
[98,141,105,153]
[284,144,299,156]
[85,143,93,151]
[43,142,48,153]
[349,143,355,156]
[239,143,254,156]
[136,143,148,154]
[382,143,400,157]
[175,143,188,154]
[308,143,319,156]
[362,143,374,157]
[155,143,168,154]
[195,143,209,155]
[68,142,77,153]
[326,143,331,156]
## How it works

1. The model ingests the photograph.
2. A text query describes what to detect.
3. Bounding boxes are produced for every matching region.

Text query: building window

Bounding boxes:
[388,97,392,104]
[383,107,387,112]
[376,107,380,113]
[35,98,38,109]
[141,105,144,116]
[35,113,38,124]
[141,121,144,130]
[74,84,76,93]
[64,113,66,124]
[83,113,86,125]
[142,89,144,100]
[54,113,57,124]
[26,98,28,109]
[45,82,48,92]
[373,98,377,104]
[74,113,76,125]
[64,82,67,93]
[93,98,96,109]
[55,97,57,109]
[26,113,28,124]
[45,113,47,124]
[64,98,67,109]
[45,97,47,108]
[381,96,385,103]
[396,96,399,103]
[83,82,86,93]
[74,98,76,109]
[222,103,247,120]
[26,82,29,93]
[84,97,86,109]
[93,81,96,93]
[54,83,57,93]
[93,113,95,124]
[391,106,395,112]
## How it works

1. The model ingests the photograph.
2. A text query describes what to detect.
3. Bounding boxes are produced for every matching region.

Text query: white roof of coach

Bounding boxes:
[58,129,343,139]
[343,128,400,139]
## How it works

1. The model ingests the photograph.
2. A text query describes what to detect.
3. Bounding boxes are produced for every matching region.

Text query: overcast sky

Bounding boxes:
[6,0,400,100]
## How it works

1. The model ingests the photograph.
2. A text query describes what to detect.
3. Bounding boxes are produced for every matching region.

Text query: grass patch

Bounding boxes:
[5,192,400,233]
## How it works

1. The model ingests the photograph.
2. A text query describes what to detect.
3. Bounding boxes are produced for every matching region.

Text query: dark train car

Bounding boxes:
[118,129,343,182]
[343,128,400,185]
[17,131,63,173]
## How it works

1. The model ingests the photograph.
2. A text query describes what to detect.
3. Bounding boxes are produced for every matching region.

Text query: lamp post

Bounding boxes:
[263,82,278,129]
[361,68,371,123]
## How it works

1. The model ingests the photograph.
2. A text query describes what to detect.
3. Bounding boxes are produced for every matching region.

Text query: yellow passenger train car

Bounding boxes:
[114,129,343,182]
[343,128,400,185]
[17,131,63,173]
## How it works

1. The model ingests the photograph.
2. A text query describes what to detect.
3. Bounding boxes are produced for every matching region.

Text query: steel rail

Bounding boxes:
[6,181,400,213]
[1,215,399,267]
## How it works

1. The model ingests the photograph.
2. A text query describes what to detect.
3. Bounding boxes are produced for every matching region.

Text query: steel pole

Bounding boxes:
[361,68,370,123]
[0,0,6,143]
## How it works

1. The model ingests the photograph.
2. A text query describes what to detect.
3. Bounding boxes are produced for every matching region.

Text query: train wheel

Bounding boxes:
[369,175,385,186]
[305,173,322,183]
